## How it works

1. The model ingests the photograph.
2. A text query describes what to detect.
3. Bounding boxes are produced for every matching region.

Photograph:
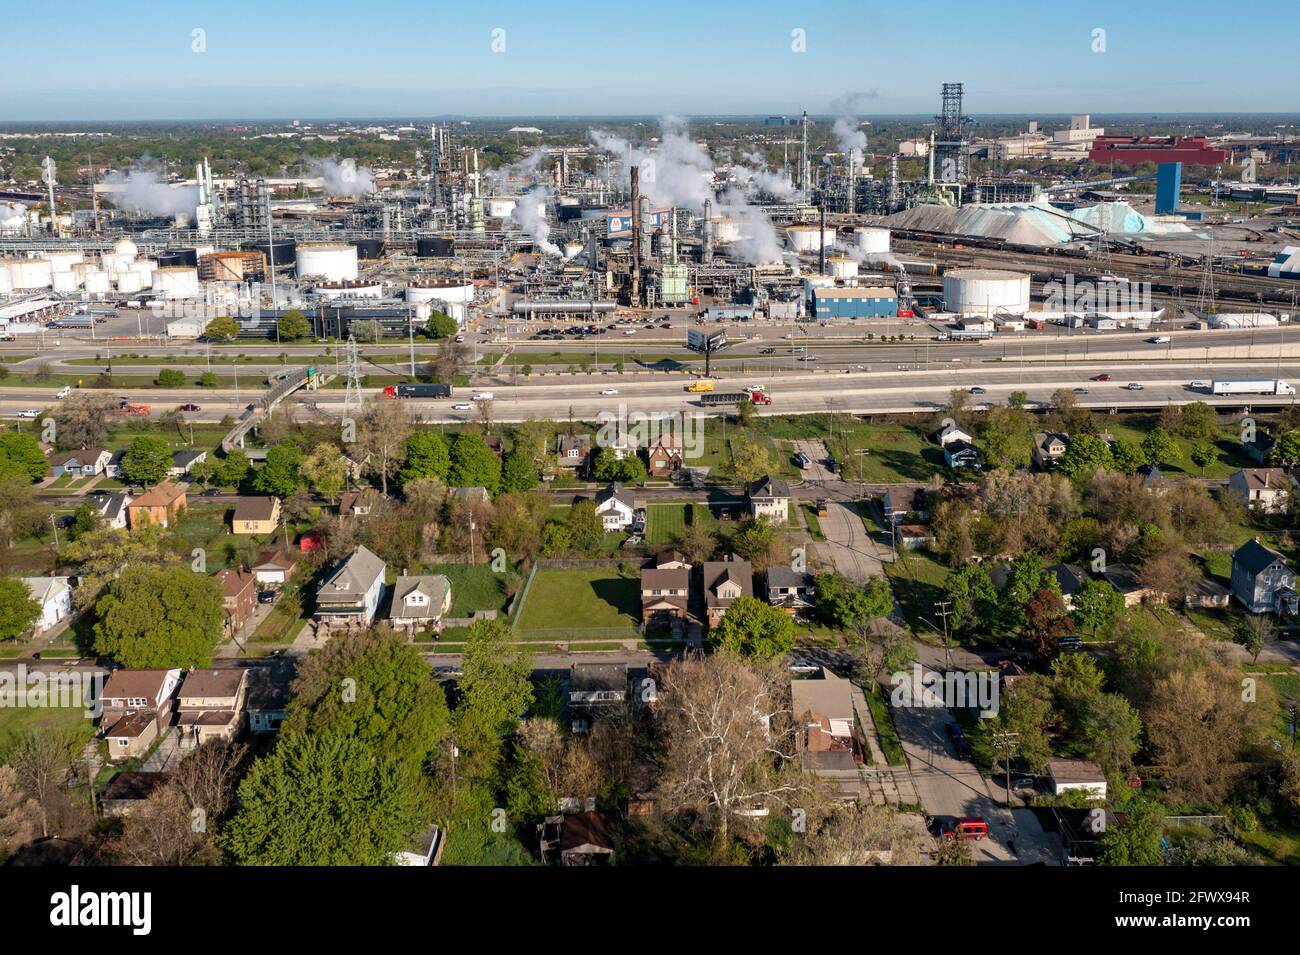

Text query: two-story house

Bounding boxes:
[556,433,593,474]
[214,568,257,636]
[99,668,182,761]
[314,544,387,629]
[1232,539,1299,614]
[594,483,636,532]
[127,482,187,530]
[1032,431,1070,470]
[92,491,131,530]
[231,496,282,535]
[640,562,692,625]
[746,475,791,524]
[645,434,684,477]
[177,668,249,745]
[21,576,73,634]
[388,574,452,636]
[766,566,816,617]
[702,556,753,627]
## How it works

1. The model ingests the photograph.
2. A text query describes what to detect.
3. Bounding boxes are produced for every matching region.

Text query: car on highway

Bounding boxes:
[1189,380,1207,389]
[624,329,637,335]
[969,386,986,396]
[1147,336,1171,344]
[599,388,619,396]
[798,355,817,362]
[178,403,201,412]
[1073,387,1089,394]
[14,409,39,419]
[470,392,495,401]
[452,403,472,411]
[1126,382,1144,391]
[55,386,71,399]
[1091,374,1112,381]
[760,347,776,355]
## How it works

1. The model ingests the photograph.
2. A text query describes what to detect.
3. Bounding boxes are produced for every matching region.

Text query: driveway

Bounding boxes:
[813,500,886,582]
[791,438,837,482]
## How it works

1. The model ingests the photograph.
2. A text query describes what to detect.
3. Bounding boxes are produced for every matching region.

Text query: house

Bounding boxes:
[1101,563,1151,607]
[231,496,281,535]
[91,491,131,530]
[766,566,816,616]
[1032,431,1069,469]
[556,433,593,472]
[1185,576,1231,610]
[99,668,182,762]
[315,544,387,628]
[557,811,615,865]
[654,549,691,570]
[388,574,452,636]
[395,824,445,866]
[791,667,857,775]
[702,556,753,627]
[645,434,684,477]
[338,488,380,520]
[1046,758,1107,799]
[49,447,111,478]
[943,440,982,469]
[168,449,207,478]
[101,772,171,817]
[897,524,934,550]
[1242,430,1277,465]
[934,422,974,447]
[127,482,186,530]
[214,568,257,636]
[20,576,73,634]
[1136,463,1171,495]
[569,663,628,709]
[450,486,490,506]
[1231,539,1299,614]
[594,483,636,532]
[104,450,126,479]
[252,547,298,587]
[1050,563,1088,610]
[747,475,791,524]
[246,663,294,734]
[881,486,927,525]
[1228,467,1294,514]
[641,565,692,625]
[177,668,248,745]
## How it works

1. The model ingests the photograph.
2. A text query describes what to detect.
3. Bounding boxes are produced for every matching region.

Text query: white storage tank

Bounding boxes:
[7,258,53,290]
[45,250,84,273]
[154,266,201,298]
[854,227,891,256]
[786,225,837,252]
[712,216,740,244]
[51,270,78,293]
[117,271,143,293]
[406,281,475,305]
[313,280,384,300]
[132,259,157,289]
[486,197,518,219]
[113,237,139,261]
[942,268,1031,316]
[803,273,834,301]
[83,269,111,294]
[827,256,859,279]
[295,243,359,282]
[0,267,11,294]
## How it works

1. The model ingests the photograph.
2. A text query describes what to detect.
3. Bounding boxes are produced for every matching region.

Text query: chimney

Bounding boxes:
[630,165,641,306]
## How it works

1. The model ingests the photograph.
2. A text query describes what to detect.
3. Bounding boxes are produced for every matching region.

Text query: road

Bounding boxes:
[814,500,887,582]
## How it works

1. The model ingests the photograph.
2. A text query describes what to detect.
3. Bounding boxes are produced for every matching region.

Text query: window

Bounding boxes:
[129,697,148,707]
[117,739,128,748]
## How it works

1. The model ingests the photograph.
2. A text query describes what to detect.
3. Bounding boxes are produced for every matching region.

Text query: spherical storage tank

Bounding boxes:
[114,237,139,261]
[295,243,358,283]
[942,268,1031,316]
[154,266,201,299]
[854,227,890,256]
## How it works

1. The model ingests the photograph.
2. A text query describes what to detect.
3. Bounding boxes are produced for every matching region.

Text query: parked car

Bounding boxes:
[793,451,812,469]
[55,386,71,399]
[201,487,222,497]
[940,817,988,841]
[257,591,276,604]
[945,722,972,758]
[1058,635,1084,651]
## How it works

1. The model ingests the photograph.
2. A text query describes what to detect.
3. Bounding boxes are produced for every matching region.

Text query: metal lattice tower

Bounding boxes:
[343,335,364,410]
[934,83,971,183]
[1197,237,1217,315]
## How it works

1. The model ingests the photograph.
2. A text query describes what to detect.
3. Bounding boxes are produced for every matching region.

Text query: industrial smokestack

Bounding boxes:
[630,165,641,306]
[819,204,827,274]
[800,110,809,192]
[703,197,713,264]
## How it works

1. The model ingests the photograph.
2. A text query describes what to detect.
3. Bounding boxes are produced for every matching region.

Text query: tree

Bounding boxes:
[252,441,304,497]
[980,405,1035,470]
[675,522,718,564]
[50,394,116,450]
[1189,441,1217,474]
[1007,390,1028,409]
[93,565,223,668]
[1109,438,1147,474]
[500,449,540,493]
[1271,430,1300,469]
[300,442,348,501]
[425,312,458,339]
[815,573,893,632]
[1178,402,1218,441]
[711,594,796,662]
[277,309,310,341]
[778,804,927,866]
[1072,578,1124,636]
[9,728,79,838]
[1232,614,1274,663]
[1139,548,1197,603]
[0,578,41,642]
[1098,799,1165,866]
[0,765,40,862]
[357,398,414,497]
[0,479,47,550]
[457,619,534,744]
[1024,588,1072,654]
[1081,693,1142,773]
[283,628,450,769]
[121,435,173,486]
[203,314,240,341]
[540,520,574,556]
[730,437,771,484]
[1057,434,1113,480]
[67,501,103,540]
[945,563,1000,637]
[0,433,49,483]
[448,432,501,495]
[982,675,1054,773]
[223,733,427,866]
[59,525,173,608]
[565,499,604,552]
[399,431,450,486]
[197,371,220,388]
[155,368,187,388]
[591,447,646,484]
[1145,663,1252,804]
[217,448,251,489]
[112,784,221,866]
[351,319,383,343]
[1140,427,1179,467]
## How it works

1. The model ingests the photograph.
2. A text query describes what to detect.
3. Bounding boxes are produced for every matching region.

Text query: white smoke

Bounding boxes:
[717,190,785,265]
[828,91,877,171]
[488,148,547,192]
[308,157,375,197]
[731,154,799,200]
[512,187,561,257]
[0,203,27,233]
[103,165,199,220]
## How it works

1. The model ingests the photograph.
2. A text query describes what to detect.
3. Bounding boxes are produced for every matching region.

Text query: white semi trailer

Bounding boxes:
[1211,379,1296,396]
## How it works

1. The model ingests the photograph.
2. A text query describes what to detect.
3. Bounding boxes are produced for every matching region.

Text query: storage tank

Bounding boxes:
[113,237,138,261]
[83,269,111,294]
[0,267,11,295]
[295,243,358,282]
[802,274,834,301]
[314,280,384,300]
[416,236,455,258]
[249,238,297,270]
[854,227,890,256]
[132,259,157,289]
[7,258,53,290]
[352,238,385,260]
[199,251,264,283]
[45,250,84,273]
[942,268,1031,316]
[51,270,78,293]
[157,248,199,268]
[711,216,740,244]
[116,271,143,293]
[406,280,475,305]
[154,266,201,298]
[827,256,859,279]
[787,225,836,253]
[485,197,518,219]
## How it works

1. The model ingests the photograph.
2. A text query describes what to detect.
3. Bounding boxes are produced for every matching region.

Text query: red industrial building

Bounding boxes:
[1088,135,1228,166]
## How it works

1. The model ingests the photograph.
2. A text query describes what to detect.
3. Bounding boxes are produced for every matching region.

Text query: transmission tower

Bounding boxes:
[343,335,364,411]
[1197,236,1217,315]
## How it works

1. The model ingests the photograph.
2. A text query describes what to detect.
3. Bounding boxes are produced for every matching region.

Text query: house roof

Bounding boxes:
[1234,468,1291,492]
[641,567,689,591]
[945,439,979,457]
[103,710,157,740]
[556,433,592,454]
[570,663,627,694]
[450,486,490,503]
[1102,563,1144,594]
[655,549,689,568]
[130,482,186,509]
[1050,563,1087,596]
[1233,538,1291,577]
[56,447,109,466]
[595,482,634,511]
[21,576,69,604]
[179,668,247,699]
[560,811,614,853]
[390,575,451,619]
[1047,757,1106,784]
[766,566,813,590]
[747,475,791,499]
[1035,431,1068,451]
[252,547,298,573]
[791,667,853,724]
[93,491,131,520]
[171,449,206,467]
[102,668,175,701]
[102,771,171,802]
[246,662,295,711]
[318,545,386,600]
[215,568,256,598]
[1189,576,1230,599]
[702,558,753,606]
[233,496,280,522]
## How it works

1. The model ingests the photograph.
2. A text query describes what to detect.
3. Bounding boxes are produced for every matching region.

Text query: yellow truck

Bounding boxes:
[685,380,716,393]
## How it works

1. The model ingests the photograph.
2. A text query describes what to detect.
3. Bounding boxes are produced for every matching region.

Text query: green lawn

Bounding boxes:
[0,703,95,757]
[884,550,952,636]
[803,504,825,541]
[1104,416,1254,480]
[428,563,514,618]
[514,568,641,635]
[644,502,718,546]
[862,684,907,766]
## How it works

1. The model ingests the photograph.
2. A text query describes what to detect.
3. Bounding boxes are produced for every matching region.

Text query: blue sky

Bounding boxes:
[1,0,1293,120]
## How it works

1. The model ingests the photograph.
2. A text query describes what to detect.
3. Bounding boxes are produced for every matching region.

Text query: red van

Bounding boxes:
[941,817,988,841]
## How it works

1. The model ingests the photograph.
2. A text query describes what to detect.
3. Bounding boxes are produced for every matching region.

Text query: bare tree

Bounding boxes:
[0,765,40,860]
[171,742,248,825]
[356,398,413,496]
[654,654,800,848]
[779,803,929,866]
[112,786,218,866]
[474,397,495,431]
[9,729,79,838]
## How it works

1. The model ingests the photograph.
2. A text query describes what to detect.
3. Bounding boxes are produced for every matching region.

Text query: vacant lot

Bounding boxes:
[644,502,719,546]
[428,563,516,619]
[515,568,640,636]
[0,703,95,757]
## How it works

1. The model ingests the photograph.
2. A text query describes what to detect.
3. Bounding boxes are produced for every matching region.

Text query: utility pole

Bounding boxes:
[991,731,1020,807]
[934,600,953,670]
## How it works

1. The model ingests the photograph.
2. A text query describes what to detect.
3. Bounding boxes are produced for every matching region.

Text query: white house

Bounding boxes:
[388,574,453,636]
[935,423,974,446]
[1046,758,1108,799]
[314,545,386,628]
[594,483,636,532]
[747,475,792,524]
[21,577,74,634]
[92,491,132,530]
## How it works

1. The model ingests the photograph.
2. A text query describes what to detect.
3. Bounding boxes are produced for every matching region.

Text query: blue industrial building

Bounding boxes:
[1155,162,1183,215]
[811,287,898,319]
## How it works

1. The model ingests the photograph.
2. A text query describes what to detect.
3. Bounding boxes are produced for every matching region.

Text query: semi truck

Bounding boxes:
[698,391,771,406]
[383,383,452,399]
[1211,379,1296,396]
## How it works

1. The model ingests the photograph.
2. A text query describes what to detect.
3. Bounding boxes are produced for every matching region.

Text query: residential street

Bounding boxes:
[813,499,888,582]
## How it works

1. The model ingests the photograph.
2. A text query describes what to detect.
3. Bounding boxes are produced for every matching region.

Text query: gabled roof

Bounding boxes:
[252,547,298,572]
[94,491,131,520]
[702,558,753,606]
[102,668,175,702]
[21,576,70,604]
[215,568,256,598]
[1049,563,1087,596]
[1233,468,1291,492]
[747,475,791,499]
[55,447,109,466]
[390,574,450,619]
[130,482,186,508]
[318,544,386,598]
[595,482,635,511]
[171,449,206,467]
[1102,563,1144,594]
[233,496,280,522]
[654,549,689,569]
[1233,538,1291,577]
[641,567,689,592]
[559,811,614,853]
[766,566,813,590]
[179,668,247,700]
[790,667,853,724]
